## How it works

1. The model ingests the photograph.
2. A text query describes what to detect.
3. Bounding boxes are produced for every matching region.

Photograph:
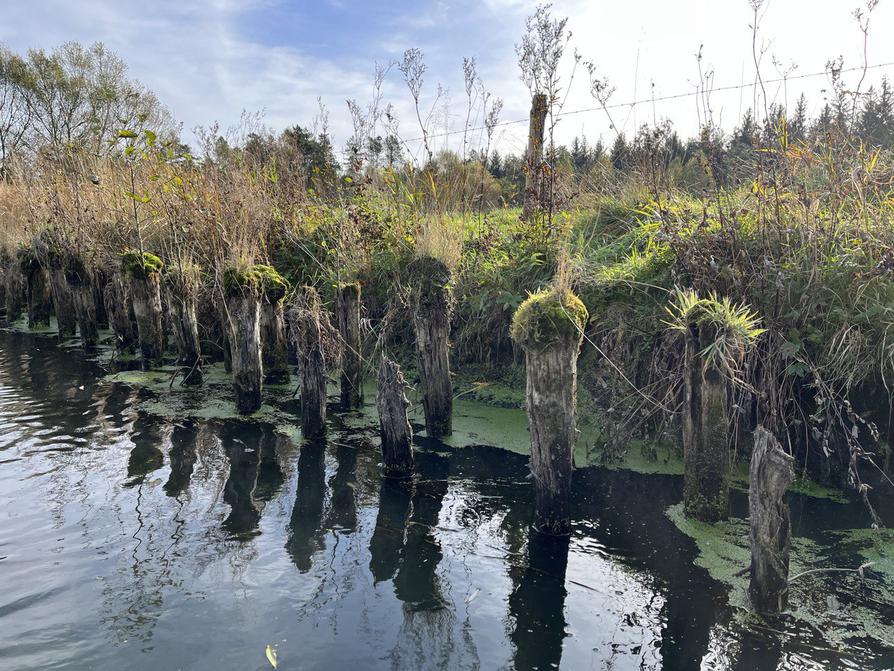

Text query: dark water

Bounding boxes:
[0,328,890,670]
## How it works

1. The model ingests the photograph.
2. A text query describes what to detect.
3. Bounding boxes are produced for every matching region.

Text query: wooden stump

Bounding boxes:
[104,274,139,353]
[376,355,414,477]
[21,256,52,328]
[165,270,203,385]
[122,252,166,367]
[337,282,364,410]
[521,93,548,222]
[4,264,25,322]
[749,426,795,614]
[409,257,453,438]
[261,299,290,383]
[49,268,77,338]
[683,321,730,522]
[511,288,588,535]
[292,287,327,439]
[224,283,263,414]
[65,257,99,350]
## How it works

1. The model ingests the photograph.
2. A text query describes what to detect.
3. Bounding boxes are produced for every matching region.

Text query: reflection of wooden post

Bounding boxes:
[511,288,587,535]
[409,257,453,438]
[293,287,327,439]
[377,355,414,477]
[522,93,548,222]
[749,426,794,614]
[683,321,729,522]
[337,282,363,409]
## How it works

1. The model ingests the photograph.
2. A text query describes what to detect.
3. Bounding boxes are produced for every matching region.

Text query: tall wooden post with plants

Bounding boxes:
[521,93,547,222]
[666,289,764,522]
[19,250,52,329]
[66,254,99,349]
[223,266,264,414]
[104,274,139,353]
[377,355,414,477]
[337,282,363,409]
[257,265,290,384]
[511,286,588,535]
[749,426,795,614]
[292,286,328,439]
[165,263,203,385]
[409,256,453,438]
[122,251,166,366]
[36,230,77,339]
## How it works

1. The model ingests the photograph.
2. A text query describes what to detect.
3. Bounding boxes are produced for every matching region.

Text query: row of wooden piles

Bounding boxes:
[0,241,795,617]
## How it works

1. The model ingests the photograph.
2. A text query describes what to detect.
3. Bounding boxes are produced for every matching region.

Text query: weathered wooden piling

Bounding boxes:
[19,250,52,328]
[510,287,588,535]
[292,286,327,439]
[408,256,453,438]
[337,282,364,410]
[682,320,730,522]
[521,92,548,222]
[165,265,203,385]
[376,355,414,477]
[749,426,795,614]
[48,265,76,338]
[223,266,264,414]
[122,251,166,366]
[257,265,290,384]
[4,258,25,322]
[104,274,139,353]
[65,254,99,349]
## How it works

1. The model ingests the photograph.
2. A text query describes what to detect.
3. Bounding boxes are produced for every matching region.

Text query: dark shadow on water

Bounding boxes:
[220,423,285,538]
[508,530,570,671]
[369,476,413,584]
[286,438,327,571]
[125,415,165,485]
[163,421,199,497]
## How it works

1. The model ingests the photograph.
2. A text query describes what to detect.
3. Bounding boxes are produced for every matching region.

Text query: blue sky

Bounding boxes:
[4,0,894,160]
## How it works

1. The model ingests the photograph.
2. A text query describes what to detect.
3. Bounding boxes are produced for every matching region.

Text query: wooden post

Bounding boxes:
[223,267,264,414]
[122,251,166,367]
[65,255,98,350]
[683,320,730,522]
[92,267,110,329]
[749,426,795,615]
[409,257,453,438]
[376,355,414,477]
[165,266,203,385]
[20,252,52,328]
[4,261,25,323]
[48,267,77,338]
[521,93,548,222]
[510,287,588,535]
[104,274,139,353]
[337,282,363,409]
[292,286,327,438]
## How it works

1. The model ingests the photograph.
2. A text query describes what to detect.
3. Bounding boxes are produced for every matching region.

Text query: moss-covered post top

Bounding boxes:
[408,256,451,292]
[121,250,164,280]
[511,287,589,351]
[223,263,288,300]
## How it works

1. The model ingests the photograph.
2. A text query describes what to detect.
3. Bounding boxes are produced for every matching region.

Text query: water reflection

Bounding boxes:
[221,424,285,537]
[509,531,570,671]
[286,438,327,571]
[164,421,199,497]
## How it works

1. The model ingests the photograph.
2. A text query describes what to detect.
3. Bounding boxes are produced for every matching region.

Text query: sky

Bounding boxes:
[3,0,894,161]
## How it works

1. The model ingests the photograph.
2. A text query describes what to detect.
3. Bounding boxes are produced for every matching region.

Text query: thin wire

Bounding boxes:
[404,61,894,143]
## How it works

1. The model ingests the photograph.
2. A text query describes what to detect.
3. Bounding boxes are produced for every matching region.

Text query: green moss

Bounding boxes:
[510,286,589,350]
[223,264,288,299]
[121,250,163,279]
